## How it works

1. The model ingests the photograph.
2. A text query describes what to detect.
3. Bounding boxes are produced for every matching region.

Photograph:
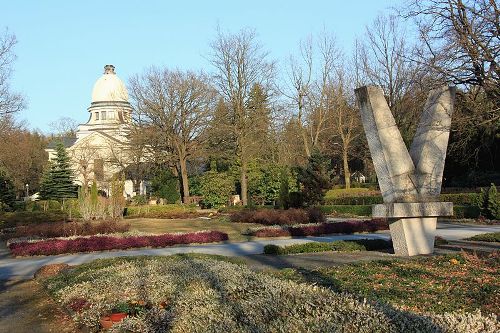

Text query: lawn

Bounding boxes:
[40,254,499,332]
[127,217,262,242]
[270,252,500,316]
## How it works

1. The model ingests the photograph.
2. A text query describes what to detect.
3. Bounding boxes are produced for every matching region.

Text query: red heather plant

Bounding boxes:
[230,208,325,226]
[13,220,130,238]
[9,231,229,256]
[250,219,388,238]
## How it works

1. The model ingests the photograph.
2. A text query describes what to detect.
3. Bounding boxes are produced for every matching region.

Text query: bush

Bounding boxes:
[9,230,229,256]
[12,220,130,238]
[250,219,389,238]
[297,150,332,206]
[263,239,392,255]
[453,205,481,219]
[230,208,325,226]
[466,232,500,242]
[151,169,181,204]
[199,165,234,208]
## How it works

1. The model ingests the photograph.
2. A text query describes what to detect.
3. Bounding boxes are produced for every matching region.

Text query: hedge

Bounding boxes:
[263,239,392,255]
[324,193,480,206]
[320,205,372,216]
[320,205,480,218]
[9,230,229,256]
[124,204,203,219]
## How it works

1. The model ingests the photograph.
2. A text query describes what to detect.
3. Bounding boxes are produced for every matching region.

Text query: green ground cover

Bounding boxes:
[41,254,499,332]
[467,232,500,242]
[271,252,500,316]
[263,239,391,255]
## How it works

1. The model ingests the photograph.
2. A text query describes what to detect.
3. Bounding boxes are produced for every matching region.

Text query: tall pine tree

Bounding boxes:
[39,142,77,200]
[0,167,16,211]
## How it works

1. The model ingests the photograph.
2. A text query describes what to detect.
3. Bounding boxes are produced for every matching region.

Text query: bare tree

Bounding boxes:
[208,28,275,205]
[49,117,79,138]
[405,0,499,107]
[285,37,314,157]
[325,69,362,189]
[284,33,341,158]
[404,0,499,169]
[0,29,25,116]
[355,14,427,144]
[130,68,215,202]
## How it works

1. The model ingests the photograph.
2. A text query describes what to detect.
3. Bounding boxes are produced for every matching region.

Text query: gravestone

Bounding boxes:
[355,86,455,256]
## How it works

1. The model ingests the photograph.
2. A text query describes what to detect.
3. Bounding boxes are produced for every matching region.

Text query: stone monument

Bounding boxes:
[355,86,455,256]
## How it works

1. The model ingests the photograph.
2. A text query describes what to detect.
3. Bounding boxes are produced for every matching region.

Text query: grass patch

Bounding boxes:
[325,188,378,199]
[270,252,500,316]
[127,217,261,242]
[466,232,500,242]
[263,239,391,255]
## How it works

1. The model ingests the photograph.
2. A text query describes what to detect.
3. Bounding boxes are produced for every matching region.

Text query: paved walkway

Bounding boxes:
[0,222,498,280]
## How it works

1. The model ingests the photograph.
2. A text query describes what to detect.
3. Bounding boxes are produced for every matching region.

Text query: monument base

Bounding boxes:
[371,202,452,256]
[389,217,437,256]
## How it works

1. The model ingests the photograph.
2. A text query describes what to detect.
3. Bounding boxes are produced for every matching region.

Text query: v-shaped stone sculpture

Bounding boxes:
[355,86,455,256]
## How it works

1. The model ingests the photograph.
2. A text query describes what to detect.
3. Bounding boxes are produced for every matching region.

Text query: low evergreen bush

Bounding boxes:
[263,239,392,255]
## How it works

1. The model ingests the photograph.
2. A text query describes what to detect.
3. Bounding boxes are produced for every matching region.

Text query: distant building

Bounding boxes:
[46,65,146,197]
[351,171,366,183]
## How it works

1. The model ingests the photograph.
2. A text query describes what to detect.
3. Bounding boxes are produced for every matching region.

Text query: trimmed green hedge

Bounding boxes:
[0,211,69,228]
[263,239,392,255]
[453,205,481,219]
[320,204,480,218]
[324,193,480,206]
[320,205,372,216]
[124,204,199,219]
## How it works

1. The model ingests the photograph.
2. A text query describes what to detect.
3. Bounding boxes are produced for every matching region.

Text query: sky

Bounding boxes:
[2,0,401,133]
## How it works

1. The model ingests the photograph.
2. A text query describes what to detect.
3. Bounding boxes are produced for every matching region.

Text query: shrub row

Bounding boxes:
[0,211,69,228]
[230,208,325,225]
[320,205,481,219]
[320,205,372,216]
[249,219,389,237]
[453,205,481,219]
[12,220,130,238]
[324,193,481,206]
[263,239,392,255]
[9,230,229,256]
[124,204,203,219]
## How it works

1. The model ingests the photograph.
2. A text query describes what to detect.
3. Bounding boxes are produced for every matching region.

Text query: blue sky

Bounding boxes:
[2,0,400,132]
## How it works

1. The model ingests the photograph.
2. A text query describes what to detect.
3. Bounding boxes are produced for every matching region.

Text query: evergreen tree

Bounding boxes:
[39,142,77,200]
[297,150,332,206]
[0,167,16,211]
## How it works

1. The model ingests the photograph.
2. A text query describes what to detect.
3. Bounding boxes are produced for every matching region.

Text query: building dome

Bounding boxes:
[91,65,129,102]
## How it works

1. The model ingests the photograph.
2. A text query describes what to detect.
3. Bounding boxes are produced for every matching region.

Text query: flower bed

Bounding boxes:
[41,256,499,332]
[230,207,325,225]
[247,219,389,237]
[9,230,229,256]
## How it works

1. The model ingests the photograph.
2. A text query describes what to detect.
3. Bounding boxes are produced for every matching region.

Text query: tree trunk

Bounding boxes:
[179,156,190,203]
[240,159,248,206]
[343,148,351,189]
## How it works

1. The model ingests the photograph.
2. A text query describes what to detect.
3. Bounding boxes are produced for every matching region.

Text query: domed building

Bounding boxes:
[46,65,146,197]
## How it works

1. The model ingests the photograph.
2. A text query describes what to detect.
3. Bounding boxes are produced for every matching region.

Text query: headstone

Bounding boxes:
[355,86,455,256]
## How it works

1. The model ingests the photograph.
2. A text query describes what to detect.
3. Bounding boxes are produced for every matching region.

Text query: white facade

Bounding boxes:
[46,65,145,197]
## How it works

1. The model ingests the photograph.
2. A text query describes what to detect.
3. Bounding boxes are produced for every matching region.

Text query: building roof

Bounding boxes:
[46,137,77,149]
[91,65,129,103]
